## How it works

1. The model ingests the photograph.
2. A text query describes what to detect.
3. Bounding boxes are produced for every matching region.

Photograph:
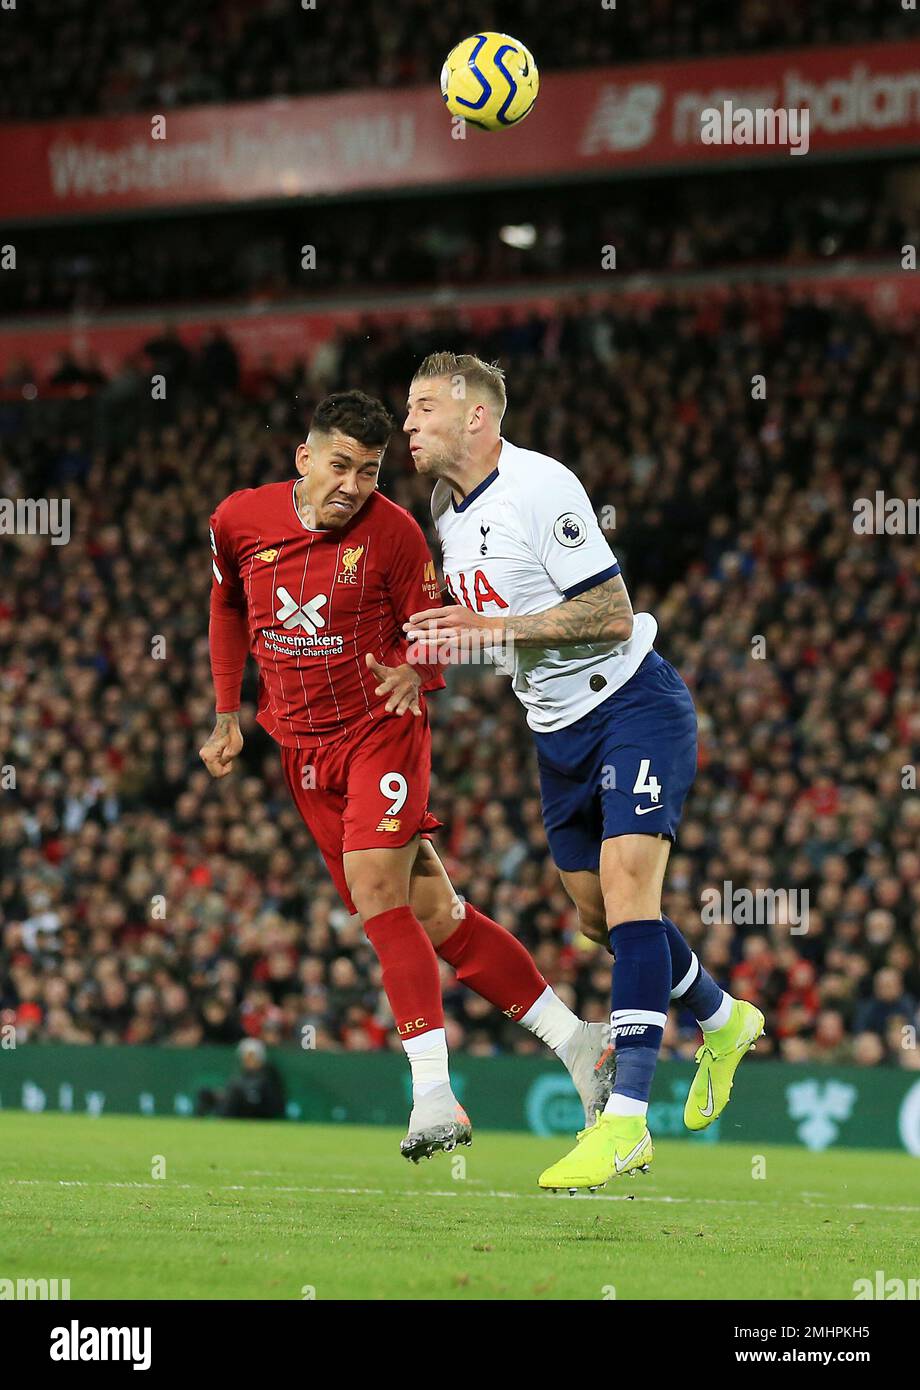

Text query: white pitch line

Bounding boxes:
[5,1177,920,1214]
[289,1187,920,1214]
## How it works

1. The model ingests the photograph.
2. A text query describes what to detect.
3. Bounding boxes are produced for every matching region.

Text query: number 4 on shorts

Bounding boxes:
[633,759,661,804]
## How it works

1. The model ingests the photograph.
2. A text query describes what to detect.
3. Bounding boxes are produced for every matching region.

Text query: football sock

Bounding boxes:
[437,903,553,1027]
[364,905,448,1092]
[401,1028,449,1098]
[520,985,581,1054]
[604,918,670,1118]
[662,915,731,1030]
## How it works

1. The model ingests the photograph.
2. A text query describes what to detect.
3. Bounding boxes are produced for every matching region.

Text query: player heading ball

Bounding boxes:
[201,390,617,1163]
[404,353,765,1191]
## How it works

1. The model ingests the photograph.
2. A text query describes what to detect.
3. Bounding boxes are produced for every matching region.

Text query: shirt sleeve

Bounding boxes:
[525,464,620,599]
[208,497,250,713]
[387,512,447,694]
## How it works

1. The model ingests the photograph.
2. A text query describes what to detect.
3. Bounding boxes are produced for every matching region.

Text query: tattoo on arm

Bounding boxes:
[215,711,240,732]
[504,575,634,647]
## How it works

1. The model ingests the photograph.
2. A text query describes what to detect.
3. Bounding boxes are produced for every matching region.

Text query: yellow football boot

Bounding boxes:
[538,1112,653,1193]
[684,999,765,1131]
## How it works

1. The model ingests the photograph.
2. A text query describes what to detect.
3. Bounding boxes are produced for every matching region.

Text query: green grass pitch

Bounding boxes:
[2,1112,917,1300]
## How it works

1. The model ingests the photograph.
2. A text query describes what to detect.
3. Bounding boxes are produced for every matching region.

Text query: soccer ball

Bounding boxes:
[440,32,539,131]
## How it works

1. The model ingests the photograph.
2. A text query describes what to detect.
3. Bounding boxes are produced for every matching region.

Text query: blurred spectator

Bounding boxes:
[853,968,917,1039]
[0,287,918,1066]
[2,0,914,121]
[1,167,914,319]
[196,1037,287,1118]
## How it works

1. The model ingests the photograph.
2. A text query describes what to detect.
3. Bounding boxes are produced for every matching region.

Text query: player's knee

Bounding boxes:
[576,911,609,946]
[604,886,658,931]
[606,905,661,932]
[602,863,660,930]
[349,875,405,920]
[413,903,457,947]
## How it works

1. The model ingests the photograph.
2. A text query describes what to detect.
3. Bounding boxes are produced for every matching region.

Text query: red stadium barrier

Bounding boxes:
[3,41,920,221]
[2,268,919,385]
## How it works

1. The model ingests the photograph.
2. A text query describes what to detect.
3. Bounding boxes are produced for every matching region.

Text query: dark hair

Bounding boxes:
[310,390,393,449]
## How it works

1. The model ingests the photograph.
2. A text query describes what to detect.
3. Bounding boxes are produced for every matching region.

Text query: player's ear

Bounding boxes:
[294,441,310,476]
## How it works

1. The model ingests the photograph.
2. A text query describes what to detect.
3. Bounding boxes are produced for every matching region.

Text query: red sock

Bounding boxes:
[436,904,546,1020]
[364,905,445,1040]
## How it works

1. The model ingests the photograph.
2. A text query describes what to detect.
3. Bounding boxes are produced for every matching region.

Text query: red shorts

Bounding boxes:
[280,709,442,915]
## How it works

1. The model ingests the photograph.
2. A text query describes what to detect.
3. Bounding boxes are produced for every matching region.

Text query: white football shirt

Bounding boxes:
[431,438,657,732]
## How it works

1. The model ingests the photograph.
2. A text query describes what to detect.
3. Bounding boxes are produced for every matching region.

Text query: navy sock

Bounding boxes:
[608,918,671,1104]
[662,916,725,1024]
[610,1045,659,1106]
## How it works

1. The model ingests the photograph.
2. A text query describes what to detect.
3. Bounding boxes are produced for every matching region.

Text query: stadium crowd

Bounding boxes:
[3,0,911,120]
[2,167,913,319]
[1,289,919,1068]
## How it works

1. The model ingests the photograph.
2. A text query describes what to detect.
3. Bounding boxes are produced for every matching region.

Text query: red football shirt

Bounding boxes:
[208,479,445,749]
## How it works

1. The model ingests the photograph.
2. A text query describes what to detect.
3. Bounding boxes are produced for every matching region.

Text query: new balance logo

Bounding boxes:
[276,588,328,634]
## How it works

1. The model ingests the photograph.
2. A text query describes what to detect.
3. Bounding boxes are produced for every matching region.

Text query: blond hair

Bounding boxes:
[412,351,507,421]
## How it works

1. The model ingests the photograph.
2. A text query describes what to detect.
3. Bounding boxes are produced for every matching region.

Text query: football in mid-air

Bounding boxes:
[440,32,539,131]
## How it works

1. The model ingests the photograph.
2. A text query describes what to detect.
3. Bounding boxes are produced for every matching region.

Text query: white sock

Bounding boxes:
[603,1094,648,1118]
[700,995,733,1032]
[402,1027,449,1097]
[519,985,581,1054]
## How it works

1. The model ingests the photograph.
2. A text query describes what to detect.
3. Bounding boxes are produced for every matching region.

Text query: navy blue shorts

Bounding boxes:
[533,650,698,873]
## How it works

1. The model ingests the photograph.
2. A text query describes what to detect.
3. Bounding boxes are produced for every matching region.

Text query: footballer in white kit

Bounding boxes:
[432,436,659,735]
[404,352,764,1192]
